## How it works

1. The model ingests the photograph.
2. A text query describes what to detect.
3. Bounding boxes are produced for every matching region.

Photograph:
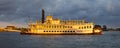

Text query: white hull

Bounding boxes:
[21,29,101,35]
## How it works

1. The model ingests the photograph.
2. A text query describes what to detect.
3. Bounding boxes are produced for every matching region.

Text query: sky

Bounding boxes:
[0,0,120,28]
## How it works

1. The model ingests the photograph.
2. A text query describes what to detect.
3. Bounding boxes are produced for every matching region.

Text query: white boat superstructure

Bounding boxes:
[27,15,95,34]
[21,9,102,35]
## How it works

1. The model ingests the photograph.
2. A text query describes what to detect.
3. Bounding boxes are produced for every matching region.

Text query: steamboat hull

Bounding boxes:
[20,31,102,35]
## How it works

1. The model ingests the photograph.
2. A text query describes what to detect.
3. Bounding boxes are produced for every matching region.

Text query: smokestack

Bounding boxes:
[42,9,45,23]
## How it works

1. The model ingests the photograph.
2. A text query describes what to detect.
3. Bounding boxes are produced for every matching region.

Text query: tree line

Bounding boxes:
[94,25,120,31]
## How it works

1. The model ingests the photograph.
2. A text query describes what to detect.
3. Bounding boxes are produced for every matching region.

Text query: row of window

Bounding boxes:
[30,25,92,29]
[79,26,92,29]
[30,25,73,28]
[43,30,75,32]
[44,26,72,28]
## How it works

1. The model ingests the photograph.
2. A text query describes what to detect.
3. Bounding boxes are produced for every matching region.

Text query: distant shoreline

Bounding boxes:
[0,30,21,32]
[103,30,120,32]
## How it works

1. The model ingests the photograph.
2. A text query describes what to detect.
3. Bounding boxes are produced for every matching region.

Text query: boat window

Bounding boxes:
[86,26,88,28]
[67,31,69,32]
[54,26,56,28]
[52,26,54,28]
[82,27,83,29]
[73,31,75,32]
[84,26,86,29]
[49,26,51,28]
[63,26,65,28]
[90,26,91,28]
[57,26,59,28]
[68,26,69,28]
[65,31,67,32]
[68,31,69,32]
[65,26,67,28]
[60,26,61,28]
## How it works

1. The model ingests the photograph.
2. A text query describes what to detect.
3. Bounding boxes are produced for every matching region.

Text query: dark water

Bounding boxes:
[0,31,120,48]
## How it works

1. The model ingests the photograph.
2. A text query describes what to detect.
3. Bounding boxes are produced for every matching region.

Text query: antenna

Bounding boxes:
[82,16,86,20]
[28,16,31,24]
[92,16,95,23]
[75,16,79,24]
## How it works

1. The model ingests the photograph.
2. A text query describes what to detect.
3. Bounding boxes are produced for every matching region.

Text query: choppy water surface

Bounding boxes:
[0,31,120,48]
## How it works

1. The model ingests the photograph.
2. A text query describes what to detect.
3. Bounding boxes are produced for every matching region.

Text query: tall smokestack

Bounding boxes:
[42,9,45,23]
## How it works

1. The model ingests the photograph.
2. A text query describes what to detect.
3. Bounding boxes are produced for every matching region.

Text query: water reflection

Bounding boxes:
[25,35,99,48]
[0,31,120,48]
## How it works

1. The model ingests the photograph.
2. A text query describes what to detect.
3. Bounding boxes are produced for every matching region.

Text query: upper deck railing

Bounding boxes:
[28,20,93,25]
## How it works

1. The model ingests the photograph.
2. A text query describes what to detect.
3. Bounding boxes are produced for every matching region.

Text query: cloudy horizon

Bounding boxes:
[0,0,120,28]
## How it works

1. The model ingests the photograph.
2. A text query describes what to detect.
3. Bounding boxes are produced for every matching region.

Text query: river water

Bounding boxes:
[0,31,120,48]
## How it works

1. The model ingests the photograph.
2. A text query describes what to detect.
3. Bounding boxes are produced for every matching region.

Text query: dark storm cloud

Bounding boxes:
[0,0,17,21]
[0,0,120,27]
